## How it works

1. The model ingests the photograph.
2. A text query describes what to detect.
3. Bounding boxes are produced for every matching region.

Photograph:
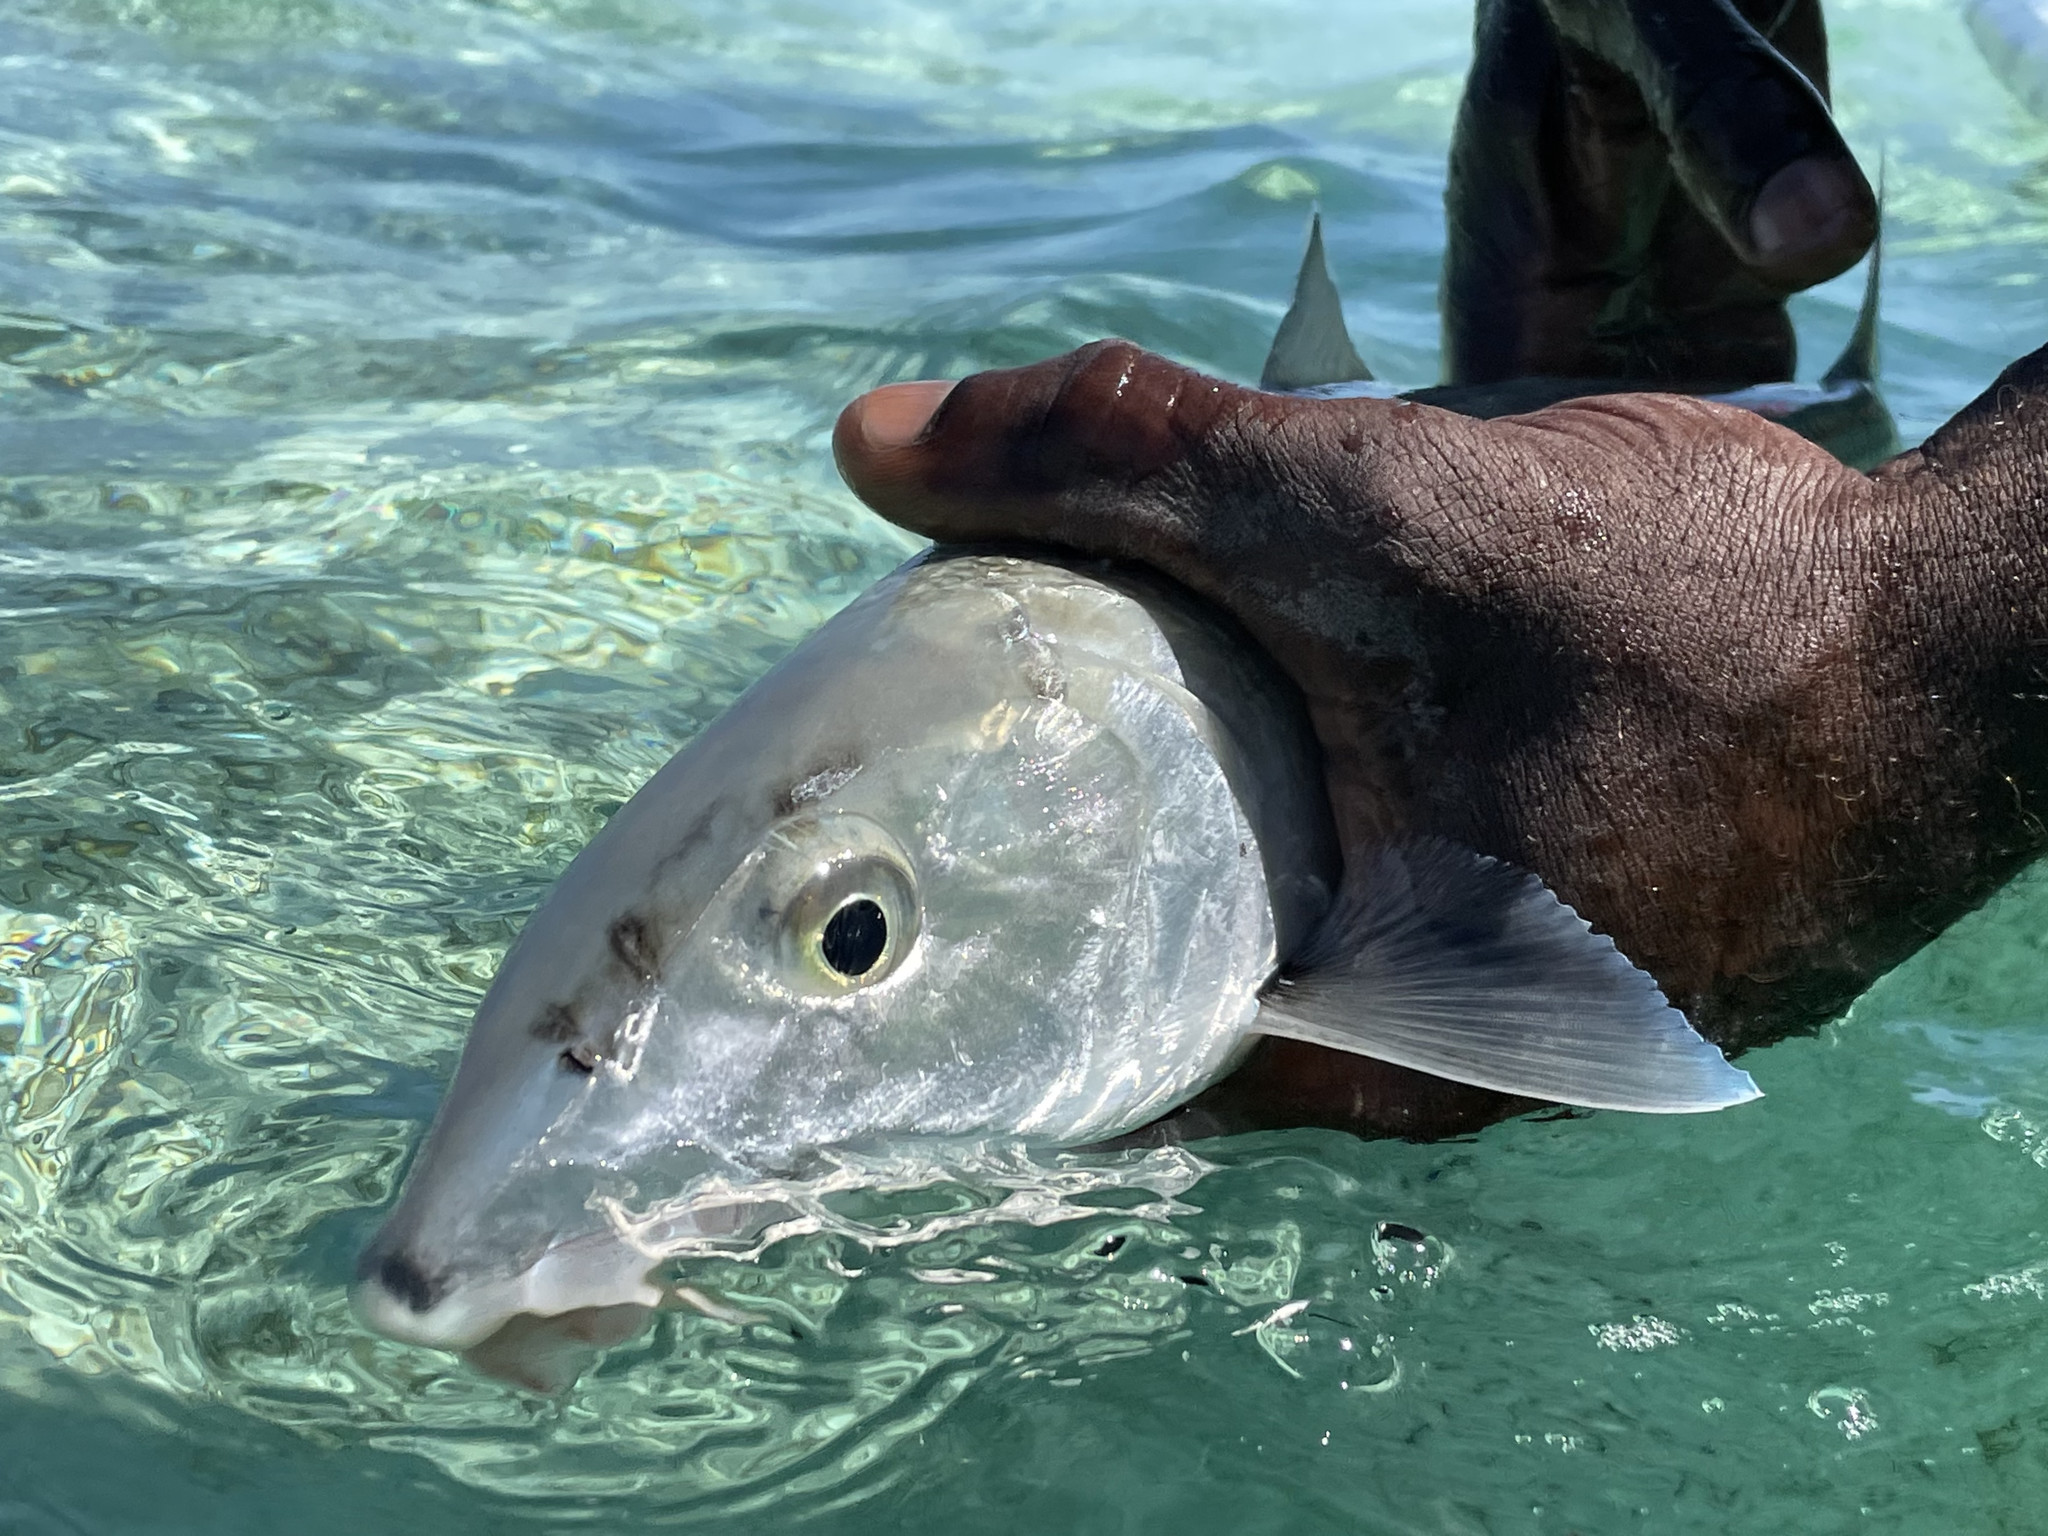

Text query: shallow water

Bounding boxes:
[6,0,2048,1530]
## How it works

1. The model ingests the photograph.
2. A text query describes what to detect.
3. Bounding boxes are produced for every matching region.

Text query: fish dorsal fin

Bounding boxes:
[1259,208,1373,391]
[1821,163,1884,388]
[1254,839,1760,1113]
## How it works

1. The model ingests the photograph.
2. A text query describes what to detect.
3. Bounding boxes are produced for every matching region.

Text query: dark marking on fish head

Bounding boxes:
[534,1001,600,1074]
[608,912,659,984]
[990,593,1063,700]
[1026,658,1065,701]
[648,809,717,891]
[774,755,862,818]
[533,1002,579,1044]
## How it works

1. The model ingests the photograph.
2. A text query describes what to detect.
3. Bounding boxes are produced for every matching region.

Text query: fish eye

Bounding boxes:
[820,898,888,977]
[750,814,921,991]
[791,863,913,989]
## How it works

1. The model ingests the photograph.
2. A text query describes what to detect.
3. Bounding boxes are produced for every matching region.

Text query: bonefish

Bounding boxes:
[354,549,1754,1361]
[343,215,1850,1369]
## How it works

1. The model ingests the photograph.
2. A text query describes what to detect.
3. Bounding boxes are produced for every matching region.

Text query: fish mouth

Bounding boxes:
[456,1284,772,1393]
[351,1226,666,1353]
[353,1174,788,1361]
[461,1301,660,1393]
[352,1226,775,1394]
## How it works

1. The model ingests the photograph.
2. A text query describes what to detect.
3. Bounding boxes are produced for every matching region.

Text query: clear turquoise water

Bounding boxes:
[6,1,2048,1530]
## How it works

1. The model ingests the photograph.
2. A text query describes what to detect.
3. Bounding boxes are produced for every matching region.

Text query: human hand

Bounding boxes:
[1446,0,1877,386]
[833,346,2048,1137]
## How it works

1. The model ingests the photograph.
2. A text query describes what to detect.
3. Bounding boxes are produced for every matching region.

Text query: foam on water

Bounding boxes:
[7,0,2048,1530]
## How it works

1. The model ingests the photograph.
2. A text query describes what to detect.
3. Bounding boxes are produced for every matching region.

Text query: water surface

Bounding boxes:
[6,0,2048,1530]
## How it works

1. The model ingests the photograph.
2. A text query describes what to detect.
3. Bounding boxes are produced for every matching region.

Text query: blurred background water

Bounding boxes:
[4,0,2048,1530]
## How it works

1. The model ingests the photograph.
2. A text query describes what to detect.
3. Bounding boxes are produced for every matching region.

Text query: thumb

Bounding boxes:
[833,340,1254,575]
[1550,0,1875,290]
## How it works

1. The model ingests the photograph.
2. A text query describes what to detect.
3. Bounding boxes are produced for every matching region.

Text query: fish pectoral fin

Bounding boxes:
[1259,207,1373,391]
[1253,838,1761,1114]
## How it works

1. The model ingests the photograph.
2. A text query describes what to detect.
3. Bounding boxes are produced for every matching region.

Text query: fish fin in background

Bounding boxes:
[1259,207,1373,391]
[1822,163,1883,389]
[1254,838,1761,1113]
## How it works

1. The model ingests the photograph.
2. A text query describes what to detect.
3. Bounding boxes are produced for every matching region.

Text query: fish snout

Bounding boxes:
[352,1217,670,1354]
[350,1240,493,1349]
[364,1248,448,1314]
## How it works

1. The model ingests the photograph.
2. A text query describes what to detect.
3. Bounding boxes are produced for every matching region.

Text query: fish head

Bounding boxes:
[353,552,1331,1356]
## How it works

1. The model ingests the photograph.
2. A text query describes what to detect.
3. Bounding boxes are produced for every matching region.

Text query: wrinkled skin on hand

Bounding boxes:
[834,351,2048,1139]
